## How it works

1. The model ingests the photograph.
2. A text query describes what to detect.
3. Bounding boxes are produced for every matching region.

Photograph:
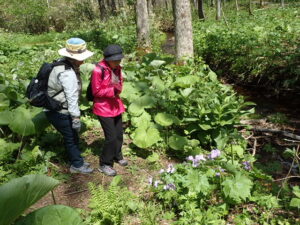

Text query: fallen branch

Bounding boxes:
[252,128,300,141]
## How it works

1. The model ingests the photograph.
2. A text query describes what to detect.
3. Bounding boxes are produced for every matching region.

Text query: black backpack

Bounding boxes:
[86,64,105,102]
[26,59,71,111]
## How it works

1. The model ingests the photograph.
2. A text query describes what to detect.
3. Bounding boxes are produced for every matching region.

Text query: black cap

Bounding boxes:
[103,44,124,61]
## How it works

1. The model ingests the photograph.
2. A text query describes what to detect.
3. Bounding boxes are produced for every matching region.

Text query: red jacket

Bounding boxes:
[91,60,125,117]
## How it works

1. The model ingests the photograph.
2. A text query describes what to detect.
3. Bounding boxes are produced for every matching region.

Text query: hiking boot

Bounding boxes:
[98,165,117,176]
[117,159,128,167]
[70,164,93,174]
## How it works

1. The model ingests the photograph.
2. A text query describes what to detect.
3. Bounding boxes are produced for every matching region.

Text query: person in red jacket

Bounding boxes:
[91,44,128,176]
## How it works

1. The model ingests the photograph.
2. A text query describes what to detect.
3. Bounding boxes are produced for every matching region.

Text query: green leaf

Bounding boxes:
[0,138,21,161]
[146,152,160,163]
[290,198,300,209]
[15,205,83,225]
[0,174,59,225]
[221,173,253,203]
[0,93,9,111]
[0,110,13,125]
[152,76,166,92]
[173,75,200,88]
[292,186,300,198]
[169,134,188,150]
[180,88,194,97]
[132,127,161,148]
[154,113,180,127]
[183,171,210,196]
[150,60,165,67]
[128,103,144,116]
[131,111,151,128]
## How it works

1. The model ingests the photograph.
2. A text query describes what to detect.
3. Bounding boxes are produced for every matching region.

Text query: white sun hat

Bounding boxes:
[58,38,94,61]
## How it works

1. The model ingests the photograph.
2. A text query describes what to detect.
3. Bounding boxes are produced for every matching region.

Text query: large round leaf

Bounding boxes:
[173,75,200,88]
[138,95,156,108]
[0,110,13,125]
[152,76,166,92]
[15,205,83,225]
[8,106,48,136]
[169,134,188,150]
[9,106,36,136]
[0,93,9,111]
[132,126,161,148]
[131,111,151,128]
[154,113,180,127]
[128,103,145,116]
[0,174,59,225]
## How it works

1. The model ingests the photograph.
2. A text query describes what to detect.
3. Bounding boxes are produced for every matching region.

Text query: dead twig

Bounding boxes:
[274,176,300,181]
[252,138,257,156]
[65,189,88,195]
[252,128,300,141]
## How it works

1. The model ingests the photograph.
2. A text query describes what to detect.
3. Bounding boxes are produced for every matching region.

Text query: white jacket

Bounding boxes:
[47,62,81,118]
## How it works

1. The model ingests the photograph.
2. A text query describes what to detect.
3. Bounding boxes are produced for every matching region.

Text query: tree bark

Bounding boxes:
[174,0,194,62]
[235,0,239,11]
[197,0,205,20]
[281,0,284,8]
[136,0,151,49]
[216,0,222,20]
[248,0,253,15]
[98,0,107,21]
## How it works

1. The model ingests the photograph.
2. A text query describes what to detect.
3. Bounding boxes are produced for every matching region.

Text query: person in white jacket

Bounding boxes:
[45,37,94,174]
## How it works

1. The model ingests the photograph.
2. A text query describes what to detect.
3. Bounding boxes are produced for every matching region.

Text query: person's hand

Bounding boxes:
[72,118,81,133]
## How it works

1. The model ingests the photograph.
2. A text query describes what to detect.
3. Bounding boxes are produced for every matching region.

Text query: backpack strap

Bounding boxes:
[95,63,105,80]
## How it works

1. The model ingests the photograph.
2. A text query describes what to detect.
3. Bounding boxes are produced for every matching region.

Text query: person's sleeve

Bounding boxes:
[58,70,80,117]
[91,67,115,98]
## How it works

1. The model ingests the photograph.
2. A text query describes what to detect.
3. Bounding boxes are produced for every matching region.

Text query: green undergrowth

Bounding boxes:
[193,6,300,94]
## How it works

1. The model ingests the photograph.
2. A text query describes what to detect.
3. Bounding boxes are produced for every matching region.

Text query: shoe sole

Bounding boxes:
[70,168,93,174]
[98,168,117,176]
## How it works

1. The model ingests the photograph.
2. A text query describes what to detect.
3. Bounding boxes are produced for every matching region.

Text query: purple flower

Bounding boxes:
[148,177,153,185]
[220,168,225,172]
[154,180,160,188]
[187,155,206,168]
[215,172,221,176]
[208,149,221,159]
[159,169,165,174]
[164,183,176,191]
[242,161,252,170]
[166,164,175,173]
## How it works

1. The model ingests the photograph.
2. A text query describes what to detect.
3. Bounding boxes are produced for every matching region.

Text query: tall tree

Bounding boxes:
[281,0,284,7]
[174,0,194,61]
[235,0,239,11]
[136,0,151,49]
[98,0,107,21]
[248,0,253,15]
[216,0,222,20]
[198,0,205,20]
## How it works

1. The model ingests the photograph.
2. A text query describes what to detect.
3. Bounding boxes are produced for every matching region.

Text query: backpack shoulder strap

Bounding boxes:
[95,63,105,80]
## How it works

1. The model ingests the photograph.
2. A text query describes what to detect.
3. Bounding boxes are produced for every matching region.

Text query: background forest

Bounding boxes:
[0,0,299,224]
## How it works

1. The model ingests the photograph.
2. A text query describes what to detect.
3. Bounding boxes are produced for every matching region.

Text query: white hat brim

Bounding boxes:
[58,48,94,61]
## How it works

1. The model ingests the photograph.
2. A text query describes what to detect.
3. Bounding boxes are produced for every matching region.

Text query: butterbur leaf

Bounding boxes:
[154,113,180,127]
[131,111,151,128]
[184,171,210,195]
[169,134,188,150]
[0,110,13,125]
[15,205,83,225]
[0,93,9,111]
[128,103,144,116]
[0,174,59,225]
[292,186,300,198]
[132,127,160,148]
[9,106,36,136]
[221,173,253,203]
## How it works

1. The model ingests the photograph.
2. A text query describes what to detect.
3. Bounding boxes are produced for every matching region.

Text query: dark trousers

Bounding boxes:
[45,111,83,168]
[98,114,123,166]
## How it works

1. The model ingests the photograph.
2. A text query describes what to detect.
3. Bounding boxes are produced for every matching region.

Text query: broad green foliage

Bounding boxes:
[193,7,300,93]
[0,174,59,225]
[15,205,83,225]
[290,186,300,209]
[221,172,253,203]
[122,54,253,155]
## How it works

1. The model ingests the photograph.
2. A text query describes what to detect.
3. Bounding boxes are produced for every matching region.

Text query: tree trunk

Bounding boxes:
[248,0,253,15]
[259,0,263,8]
[197,0,205,20]
[281,0,284,7]
[174,0,194,62]
[147,0,154,17]
[98,0,107,20]
[216,0,221,20]
[211,0,214,7]
[136,0,151,49]
[108,0,117,15]
[235,0,239,11]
